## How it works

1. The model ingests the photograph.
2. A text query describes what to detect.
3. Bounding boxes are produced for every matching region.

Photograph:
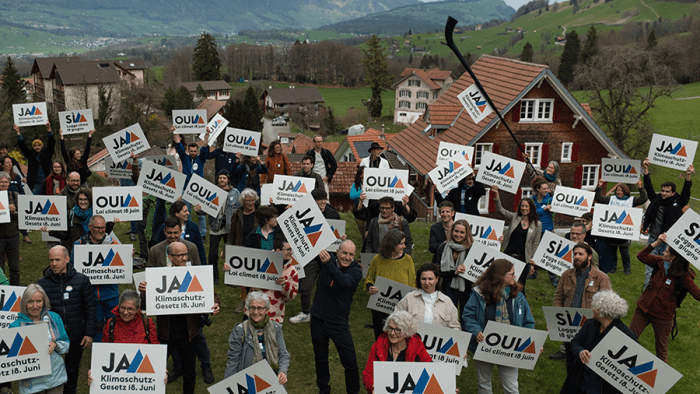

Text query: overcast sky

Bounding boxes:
[419,0,532,11]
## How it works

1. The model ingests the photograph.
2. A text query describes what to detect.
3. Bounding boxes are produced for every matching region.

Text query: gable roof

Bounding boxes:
[31,57,81,78]
[196,99,227,120]
[113,58,148,71]
[49,61,121,85]
[263,87,324,105]
[392,68,454,90]
[334,128,388,163]
[180,80,231,92]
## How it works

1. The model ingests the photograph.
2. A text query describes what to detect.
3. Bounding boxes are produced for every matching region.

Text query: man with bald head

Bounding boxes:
[38,245,96,394]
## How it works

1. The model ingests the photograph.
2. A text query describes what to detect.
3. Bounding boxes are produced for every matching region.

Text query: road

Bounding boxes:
[262,118,290,146]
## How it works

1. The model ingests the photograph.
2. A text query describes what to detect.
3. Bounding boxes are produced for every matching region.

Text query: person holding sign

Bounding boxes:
[294,155,325,190]
[523,153,561,193]
[41,160,67,196]
[9,284,70,394]
[0,172,20,285]
[462,259,535,394]
[173,130,210,238]
[395,263,460,329]
[224,291,290,385]
[561,290,636,394]
[433,219,475,317]
[360,141,390,169]
[429,201,455,261]
[15,122,55,195]
[59,128,94,185]
[264,140,291,184]
[528,177,554,283]
[365,196,414,256]
[306,134,338,195]
[630,233,700,362]
[154,201,207,269]
[435,171,486,216]
[102,289,158,344]
[203,170,240,285]
[231,154,268,195]
[362,310,433,393]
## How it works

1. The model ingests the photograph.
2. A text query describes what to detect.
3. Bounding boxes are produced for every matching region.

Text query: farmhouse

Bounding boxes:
[260,87,325,117]
[179,80,231,101]
[392,68,455,125]
[48,60,122,115]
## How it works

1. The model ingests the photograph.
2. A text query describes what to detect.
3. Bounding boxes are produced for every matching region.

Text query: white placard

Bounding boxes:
[41,231,60,243]
[223,127,261,155]
[93,186,143,222]
[326,219,346,252]
[137,161,187,203]
[143,155,178,171]
[601,158,642,183]
[90,343,167,394]
[104,124,150,162]
[199,114,229,145]
[418,322,472,374]
[589,327,682,394]
[373,362,455,394]
[278,193,337,267]
[0,191,10,224]
[475,151,526,194]
[133,271,146,290]
[542,306,594,342]
[531,231,575,277]
[271,175,316,205]
[362,168,410,202]
[429,154,473,194]
[550,186,595,217]
[207,360,287,394]
[172,109,207,134]
[436,141,475,166]
[59,109,94,134]
[459,242,526,284]
[665,209,700,271]
[74,244,134,285]
[18,195,67,231]
[359,253,375,279]
[473,321,548,370]
[591,205,643,241]
[260,183,275,206]
[456,84,494,124]
[105,157,135,180]
[454,213,504,250]
[0,285,26,329]
[648,134,698,171]
[287,256,306,279]
[366,277,415,314]
[145,265,215,315]
[109,232,121,244]
[223,246,284,291]
[0,323,51,383]
[182,174,226,217]
[13,102,48,127]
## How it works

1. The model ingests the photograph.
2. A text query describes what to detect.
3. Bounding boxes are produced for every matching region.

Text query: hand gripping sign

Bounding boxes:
[475,151,526,194]
[326,219,346,252]
[207,360,287,394]
[551,186,595,217]
[59,108,94,135]
[542,306,594,342]
[601,158,642,183]
[90,343,167,394]
[74,244,134,285]
[591,204,643,241]
[272,175,316,205]
[473,321,549,370]
[223,246,284,291]
[531,231,575,277]
[103,123,150,162]
[366,277,415,314]
[223,127,262,156]
[145,265,215,316]
[665,209,700,271]
[13,102,48,127]
[182,174,226,217]
[199,113,229,146]
[277,193,336,267]
[0,323,51,383]
[172,109,207,134]
[373,362,456,394]
[647,133,698,171]
[418,322,472,374]
[362,168,410,202]
[454,212,504,250]
[0,285,26,329]
[137,160,187,203]
[93,186,143,222]
[429,153,473,194]
[459,242,526,284]
[436,141,475,166]
[18,195,67,231]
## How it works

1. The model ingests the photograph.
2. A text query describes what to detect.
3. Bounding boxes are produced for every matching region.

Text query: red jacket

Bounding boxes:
[637,245,700,320]
[102,306,159,344]
[363,333,432,392]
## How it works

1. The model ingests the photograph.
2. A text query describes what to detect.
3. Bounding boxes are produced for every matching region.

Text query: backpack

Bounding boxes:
[107,315,151,343]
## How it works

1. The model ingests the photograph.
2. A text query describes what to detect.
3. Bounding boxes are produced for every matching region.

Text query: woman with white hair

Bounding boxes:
[363,311,432,393]
[561,290,637,394]
[224,291,290,385]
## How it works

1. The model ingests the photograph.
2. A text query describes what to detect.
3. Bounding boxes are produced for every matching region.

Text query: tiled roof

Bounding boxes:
[346,128,388,163]
[113,58,147,70]
[196,99,227,120]
[386,119,438,175]
[263,87,324,105]
[180,80,231,92]
[87,148,110,167]
[581,103,592,117]
[31,57,80,78]
[427,105,463,126]
[278,132,298,141]
[50,61,122,85]
[383,150,408,170]
[392,68,454,90]
[288,134,338,155]
[289,160,358,195]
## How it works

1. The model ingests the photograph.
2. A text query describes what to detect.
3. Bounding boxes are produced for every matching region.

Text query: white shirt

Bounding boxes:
[314,151,327,178]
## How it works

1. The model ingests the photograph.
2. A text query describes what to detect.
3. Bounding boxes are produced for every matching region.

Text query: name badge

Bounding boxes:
[589,281,594,286]
[666,279,672,285]
[64,293,69,299]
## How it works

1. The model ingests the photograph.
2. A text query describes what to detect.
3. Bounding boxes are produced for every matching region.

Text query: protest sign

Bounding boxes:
[13,102,48,127]
[271,175,316,205]
[473,321,548,370]
[74,244,134,285]
[278,193,336,267]
[429,154,473,194]
[109,232,122,244]
[326,219,346,252]
[360,253,375,279]
[93,186,143,221]
[133,271,146,291]
[182,174,226,217]
[591,205,643,241]
[665,209,700,271]
[172,109,207,134]
[137,160,186,203]
[103,124,150,162]
[418,322,472,374]
[223,128,262,156]
[0,323,51,383]
[455,212,503,250]
[199,114,229,145]
[223,246,283,291]
[589,327,682,394]
[459,242,526,284]
[143,155,178,171]
[475,151,525,194]
[648,134,698,171]
[362,168,410,202]
[0,191,10,224]
[456,84,494,124]
[373,362,455,394]
[260,183,275,206]
[90,343,167,394]
[542,306,594,342]
[58,109,94,135]
[436,141,475,166]
[105,157,135,180]
[366,277,415,314]
[531,231,575,277]
[0,286,26,329]
[145,266,215,316]
[41,231,60,243]
[601,158,642,183]
[551,186,595,217]
[287,256,306,279]
[18,195,67,231]
[207,360,287,394]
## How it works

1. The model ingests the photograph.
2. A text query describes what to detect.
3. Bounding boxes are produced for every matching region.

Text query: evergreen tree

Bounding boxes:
[580,26,599,64]
[362,35,392,119]
[1,56,25,114]
[162,86,194,114]
[647,29,658,50]
[408,53,413,64]
[323,108,339,135]
[558,30,580,86]
[520,42,534,62]
[192,32,221,81]
[242,87,263,132]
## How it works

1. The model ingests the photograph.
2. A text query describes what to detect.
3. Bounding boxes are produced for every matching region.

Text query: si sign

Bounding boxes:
[665,209,700,271]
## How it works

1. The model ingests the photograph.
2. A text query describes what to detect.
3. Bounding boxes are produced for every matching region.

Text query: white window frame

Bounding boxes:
[525,143,543,167]
[520,99,554,123]
[521,187,534,200]
[581,165,599,190]
[399,90,411,98]
[478,195,489,214]
[416,102,427,110]
[474,143,493,168]
[398,101,411,109]
[561,142,573,163]
[433,91,439,99]
[408,79,421,87]
[417,91,429,99]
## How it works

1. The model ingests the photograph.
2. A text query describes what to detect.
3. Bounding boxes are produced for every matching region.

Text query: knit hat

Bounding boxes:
[217,169,230,180]
[32,139,43,147]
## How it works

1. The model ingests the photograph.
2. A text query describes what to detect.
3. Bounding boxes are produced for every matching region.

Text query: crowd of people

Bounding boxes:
[1,123,699,394]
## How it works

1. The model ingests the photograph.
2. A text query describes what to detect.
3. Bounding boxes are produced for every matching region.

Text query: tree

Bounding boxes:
[520,42,534,62]
[573,45,678,158]
[241,87,263,132]
[1,56,24,114]
[192,32,221,81]
[162,86,194,115]
[96,85,115,130]
[323,107,339,135]
[580,26,599,64]
[362,35,392,119]
[558,30,580,86]
[647,29,658,50]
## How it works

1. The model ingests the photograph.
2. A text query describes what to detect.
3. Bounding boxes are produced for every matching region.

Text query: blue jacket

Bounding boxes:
[207,147,239,176]
[154,219,207,265]
[462,287,535,353]
[231,161,268,195]
[175,142,208,184]
[532,193,554,232]
[310,256,362,325]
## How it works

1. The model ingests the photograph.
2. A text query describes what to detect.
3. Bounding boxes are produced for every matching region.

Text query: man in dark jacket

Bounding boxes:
[294,155,325,190]
[0,173,19,285]
[38,245,96,394]
[306,134,337,194]
[15,122,55,195]
[435,171,486,216]
[173,131,210,237]
[364,196,413,255]
[310,241,362,394]
[207,146,238,178]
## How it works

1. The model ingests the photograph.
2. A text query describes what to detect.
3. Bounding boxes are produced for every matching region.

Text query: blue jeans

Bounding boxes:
[311,316,359,394]
[644,235,667,289]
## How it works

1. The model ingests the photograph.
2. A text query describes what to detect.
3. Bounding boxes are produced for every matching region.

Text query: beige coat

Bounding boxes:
[395,290,460,330]
[496,197,542,263]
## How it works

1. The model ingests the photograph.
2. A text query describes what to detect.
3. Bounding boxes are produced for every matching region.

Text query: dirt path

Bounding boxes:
[639,0,659,19]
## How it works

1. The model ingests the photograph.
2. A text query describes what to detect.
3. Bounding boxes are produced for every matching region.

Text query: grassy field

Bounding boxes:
[318,87,396,118]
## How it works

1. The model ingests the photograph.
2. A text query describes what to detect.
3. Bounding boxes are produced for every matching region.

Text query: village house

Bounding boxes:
[196,99,227,121]
[113,58,148,85]
[179,80,231,101]
[31,57,81,111]
[392,68,455,125]
[48,60,122,115]
[260,87,325,118]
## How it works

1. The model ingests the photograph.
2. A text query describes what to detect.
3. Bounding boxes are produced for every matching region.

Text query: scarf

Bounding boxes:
[571,266,591,308]
[378,212,401,243]
[421,289,438,324]
[495,287,510,324]
[543,172,555,182]
[72,205,93,234]
[242,316,280,371]
[440,241,468,292]
[45,173,66,195]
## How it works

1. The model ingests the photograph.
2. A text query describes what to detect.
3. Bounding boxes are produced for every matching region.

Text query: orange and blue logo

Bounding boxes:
[629,361,658,388]
[101,250,125,267]
[156,158,174,167]
[623,164,637,174]
[573,196,589,207]
[412,369,444,394]
[514,337,537,354]
[566,312,587,327]
[242,374,272,393]
[291,181,308,193]
[177,272,204,292]
[478,226,499,241]
[331,225,342,239]
[3,333,38,358]
[243,136,257,147]
[303,221,324,247]
[159,173,177,189]
[115,161,133,170]
[70,112,88,123]
[446,161,462,173]
[668,142,687,157]
[498,163,515,178]
[437,338,460,357]
[123,130,140,144]
[126,350,155,374]
[120,194,139,208]
[615,211,634,225]
[206,192,219,206]
[20,106,43,117]
[41,200,60,215]
[555,245,573,263]
[389,176,404,188]
[258,258,279,274]
[0,291,21,312]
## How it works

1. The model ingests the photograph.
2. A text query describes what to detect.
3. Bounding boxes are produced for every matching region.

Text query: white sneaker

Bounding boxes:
[289,312,310,323]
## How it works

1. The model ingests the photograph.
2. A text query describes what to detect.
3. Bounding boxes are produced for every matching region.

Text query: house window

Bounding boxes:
[474,143,493,167]
[208,92,215,98]
[399,112,407,117]
[520,99,554,122]
[433,91,439,99]
[521,187,534,200]
[561,142,573,163]
[525,143,543,167]
[581,165,599,190]
[417,91,429,99]
[408,79,421,87]
[399,101,411,109]
[416,102,427,110]
[399,90,411,98]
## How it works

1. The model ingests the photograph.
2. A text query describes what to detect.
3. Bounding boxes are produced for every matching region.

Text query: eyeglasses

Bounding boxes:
[249,306,268,312]
[169,253,188,258]
[119,307,136,313]
[387,326,403,334]
[281,248,293,252]
[90,226,106,230]
[78,198,89,202]
[505,272,516,277]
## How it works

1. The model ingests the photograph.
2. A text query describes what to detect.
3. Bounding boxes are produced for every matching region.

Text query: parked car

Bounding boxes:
[272,117,287,126]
